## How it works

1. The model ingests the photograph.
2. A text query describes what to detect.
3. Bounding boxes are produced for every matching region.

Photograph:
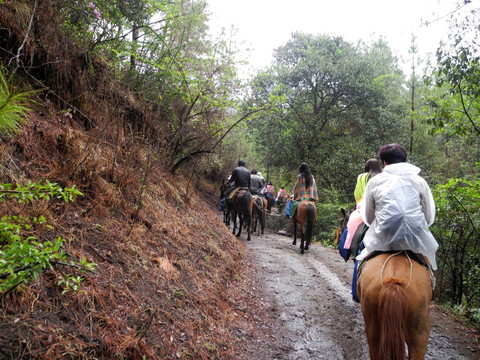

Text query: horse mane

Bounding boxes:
[379,280,407,360]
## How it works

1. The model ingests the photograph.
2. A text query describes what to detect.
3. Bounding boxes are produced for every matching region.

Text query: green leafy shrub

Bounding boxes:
[0,181,95,294]
[314,187,354,246]
[0,66,38,136]
[431,178,480,313]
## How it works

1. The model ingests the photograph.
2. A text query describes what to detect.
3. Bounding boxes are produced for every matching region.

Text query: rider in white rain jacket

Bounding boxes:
[356,144,439,270]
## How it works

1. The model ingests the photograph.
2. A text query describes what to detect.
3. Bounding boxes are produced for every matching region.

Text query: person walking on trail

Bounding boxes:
[265,181,275,202]
[218,176,231,211]
[225,160,250,199]
[356,143,439,271]
[285,162,318,217]
[257,172,266,194]
[250,169,264,195]
[340,158,382,302]
[266,182,275,197]
[276,186,289,202]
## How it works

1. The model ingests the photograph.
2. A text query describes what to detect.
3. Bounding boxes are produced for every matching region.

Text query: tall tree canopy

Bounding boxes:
[247,33,407,199]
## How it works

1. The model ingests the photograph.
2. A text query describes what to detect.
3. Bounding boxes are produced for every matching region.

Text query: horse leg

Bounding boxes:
[292,221,297,246]
[360,296,382,360]
[236,215,243,237]
[256,209,261,235]
[244,192,252,241]
[260,207,265,234]
[231,212,237,235]
[300,230,305,254]
[304,204,316,251]
[406,316,430,360]
[252,209,258,235]
[406,289,431,359]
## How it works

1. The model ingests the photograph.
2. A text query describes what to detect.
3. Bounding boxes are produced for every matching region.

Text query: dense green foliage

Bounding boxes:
[420,6,480,323]
[54,0,270,175]
[431,179,480,309]
[247,34,408,201]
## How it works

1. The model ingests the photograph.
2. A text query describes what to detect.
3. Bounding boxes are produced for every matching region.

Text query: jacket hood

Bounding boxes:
[384,162,421,176]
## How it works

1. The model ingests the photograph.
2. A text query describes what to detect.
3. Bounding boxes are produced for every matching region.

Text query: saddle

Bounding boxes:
[227,187,248,200]
[358,250,436,291]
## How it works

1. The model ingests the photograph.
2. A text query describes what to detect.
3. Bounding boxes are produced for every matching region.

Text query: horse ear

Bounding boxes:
[341,208,346,217]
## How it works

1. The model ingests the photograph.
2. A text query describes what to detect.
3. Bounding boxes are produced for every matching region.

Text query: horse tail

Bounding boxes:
[243,191,252,227]
[257,197,265,231]
[305,203,315,245]
[379,280,407,360]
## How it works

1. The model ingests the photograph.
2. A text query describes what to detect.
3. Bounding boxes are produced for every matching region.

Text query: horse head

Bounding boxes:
[340,207,354,232]
[334,207,354,246]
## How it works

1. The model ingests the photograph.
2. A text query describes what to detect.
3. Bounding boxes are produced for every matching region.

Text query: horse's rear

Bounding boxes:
[231,189,252,241]
[292,200,316,253]
[266,196,275,213]
[357,252,432,360]
[251,195,266,235]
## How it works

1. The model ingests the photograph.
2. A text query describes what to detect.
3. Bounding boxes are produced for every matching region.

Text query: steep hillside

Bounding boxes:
[0,111,262,359]
[0,2,274,358]
[0,110,275,359]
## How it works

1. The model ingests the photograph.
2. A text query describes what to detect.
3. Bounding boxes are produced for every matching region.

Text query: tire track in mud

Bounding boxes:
[244,230,475,359]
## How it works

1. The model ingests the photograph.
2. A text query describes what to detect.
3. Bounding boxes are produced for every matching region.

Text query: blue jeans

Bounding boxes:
[351,241,365,302]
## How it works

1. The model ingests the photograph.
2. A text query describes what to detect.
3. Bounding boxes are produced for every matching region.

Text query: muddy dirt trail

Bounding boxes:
[238,226,479,360]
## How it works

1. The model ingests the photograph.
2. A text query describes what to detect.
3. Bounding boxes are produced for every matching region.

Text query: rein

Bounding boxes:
[252,201,285,217]
[380,251,413,289]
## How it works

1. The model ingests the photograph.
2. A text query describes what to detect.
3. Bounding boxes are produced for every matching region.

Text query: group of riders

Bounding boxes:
[220,161,291,214]
[220,143,438,304]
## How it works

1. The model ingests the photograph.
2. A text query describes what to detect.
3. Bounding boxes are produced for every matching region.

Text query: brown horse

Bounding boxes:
[292,200,317,254]
[357,251,432,360]
[230,189,252,241]
[220,180,232,226]
[334,207,354,246]
[251,195,267,235]
[266,195,275,214]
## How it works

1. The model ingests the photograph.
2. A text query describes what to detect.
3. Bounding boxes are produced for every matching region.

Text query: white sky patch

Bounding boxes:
[206,0,463,76]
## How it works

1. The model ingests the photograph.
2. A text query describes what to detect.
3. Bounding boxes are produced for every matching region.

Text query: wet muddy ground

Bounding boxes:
[238,227,479,359]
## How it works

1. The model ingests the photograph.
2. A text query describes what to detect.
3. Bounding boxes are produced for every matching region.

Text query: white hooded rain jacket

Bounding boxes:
[357,162,439,269]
